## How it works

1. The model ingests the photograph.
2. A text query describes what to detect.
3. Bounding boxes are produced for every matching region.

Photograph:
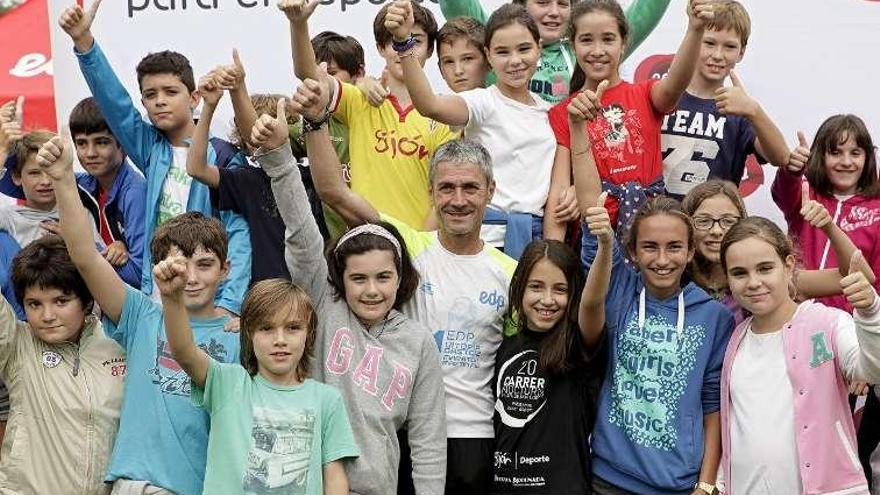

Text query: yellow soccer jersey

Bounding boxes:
[331,80,457,229]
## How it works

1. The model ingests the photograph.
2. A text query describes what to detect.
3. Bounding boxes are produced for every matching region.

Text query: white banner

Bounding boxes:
[49,0,880,224]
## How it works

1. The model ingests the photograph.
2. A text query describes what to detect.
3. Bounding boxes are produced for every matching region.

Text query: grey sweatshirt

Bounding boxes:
[0,205,102,248]
[257,144,447,495]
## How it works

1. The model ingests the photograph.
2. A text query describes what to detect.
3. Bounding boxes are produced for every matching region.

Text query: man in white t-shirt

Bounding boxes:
[293,78,515,494]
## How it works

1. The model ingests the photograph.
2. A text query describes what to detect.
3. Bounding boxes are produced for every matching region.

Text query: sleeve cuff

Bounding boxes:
[254,143,295,178]
[855,291,880,324]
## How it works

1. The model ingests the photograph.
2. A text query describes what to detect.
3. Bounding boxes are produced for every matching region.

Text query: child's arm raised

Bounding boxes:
[579,191,611,349]
[293,78,380,226]
[800,182,869,279]
[59,0,160,171]
[219,50,259,152]
[35,136,126,323]
[770,133,810,224]
[838,252,880,383]
[714,71,790,169]
[155,250,210,387]
[794,183,876,298]
[569,94,611,348]
[185,73,222,188]
[0,98,23,170]
[252,99,328,304]
[545,81,608,241]
[386,0,469,126]
[279,0,322,82]
[650,0,711,114]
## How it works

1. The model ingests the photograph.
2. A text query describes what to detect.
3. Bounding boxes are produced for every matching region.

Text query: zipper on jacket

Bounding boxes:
[82,354,96,493]
[819,199,844,269]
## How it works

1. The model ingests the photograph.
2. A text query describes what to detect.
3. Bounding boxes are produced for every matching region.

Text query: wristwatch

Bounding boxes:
[694,481,715,494]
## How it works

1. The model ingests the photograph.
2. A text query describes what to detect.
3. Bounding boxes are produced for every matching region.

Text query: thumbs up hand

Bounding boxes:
[213,49,246,91]
[59,0,103,49]
[385,0,415,42]
[278,0,320,23]
[714,70,758,118]
[289,63,332,122]
[841,250,878,310]
[568,79,609,122]
[584,191,612,243]
[799,181,832,230]
[0,97,23,153]
[198,72,224,108]
[356,71,390,108]
[251,98,290,152]
[787,131,811,174]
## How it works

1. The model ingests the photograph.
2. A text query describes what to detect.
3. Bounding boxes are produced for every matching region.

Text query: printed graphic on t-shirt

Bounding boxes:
[149,337,229,396]
[840,205,880,232]
[433,296,497,369]
[662,134,721,195]
[495,349,547,428]
[157,163,192,226]
[661,110,728,195]
[589,104,647,168]
[243,408,315,494]
[373,129,429,160]
[608,316,706,451]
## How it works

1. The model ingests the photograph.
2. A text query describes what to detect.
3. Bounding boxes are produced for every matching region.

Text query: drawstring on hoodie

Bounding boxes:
[818,199,845,270]
[638,288,685,336]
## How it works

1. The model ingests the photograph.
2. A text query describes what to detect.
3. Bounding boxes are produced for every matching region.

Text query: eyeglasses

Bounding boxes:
[693,216,740,231]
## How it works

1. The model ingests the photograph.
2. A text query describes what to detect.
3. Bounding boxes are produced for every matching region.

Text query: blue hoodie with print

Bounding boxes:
[583,232,734,494]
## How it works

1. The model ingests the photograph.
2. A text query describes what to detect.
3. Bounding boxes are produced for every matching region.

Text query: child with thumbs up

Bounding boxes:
[58,0,253,318]
[772,114,880,313]
[660,0,790,198]
[682,179,875,325]
[719,216,880,494]
[549,0,712,242]
[574,122,732,495]
[388,1,561,258]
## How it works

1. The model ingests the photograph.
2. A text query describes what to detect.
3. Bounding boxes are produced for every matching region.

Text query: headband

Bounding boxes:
[334,223,403,260]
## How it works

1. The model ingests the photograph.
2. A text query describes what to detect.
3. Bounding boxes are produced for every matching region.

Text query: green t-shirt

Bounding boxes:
[193,360,359,494]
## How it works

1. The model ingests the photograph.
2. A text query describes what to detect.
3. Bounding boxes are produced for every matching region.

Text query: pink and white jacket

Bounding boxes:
[720,299,880,495]
[772,169,880,312]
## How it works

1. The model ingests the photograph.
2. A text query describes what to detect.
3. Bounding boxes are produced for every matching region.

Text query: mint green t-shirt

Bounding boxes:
[193,360,359,494]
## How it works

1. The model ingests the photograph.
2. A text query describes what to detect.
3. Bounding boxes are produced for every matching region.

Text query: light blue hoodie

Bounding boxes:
[75,42,251,313]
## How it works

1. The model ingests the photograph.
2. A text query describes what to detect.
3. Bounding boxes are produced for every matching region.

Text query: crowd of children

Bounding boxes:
[0,0,878,493]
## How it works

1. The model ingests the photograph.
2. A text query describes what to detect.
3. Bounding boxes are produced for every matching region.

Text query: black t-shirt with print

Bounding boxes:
[492,328,603,494]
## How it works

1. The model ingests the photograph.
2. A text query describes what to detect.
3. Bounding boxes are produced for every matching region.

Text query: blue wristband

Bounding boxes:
[392,35,416,53]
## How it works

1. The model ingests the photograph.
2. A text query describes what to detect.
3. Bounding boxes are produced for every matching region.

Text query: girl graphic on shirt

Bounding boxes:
[388,1,566,257]
[718,217,880,494]
[772,114,880,313]
[548,0,714,239]
[492,239,603,493]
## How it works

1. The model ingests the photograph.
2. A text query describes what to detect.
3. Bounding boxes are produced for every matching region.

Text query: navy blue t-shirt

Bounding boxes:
[217,165,290,283]
[660,92,764,198]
